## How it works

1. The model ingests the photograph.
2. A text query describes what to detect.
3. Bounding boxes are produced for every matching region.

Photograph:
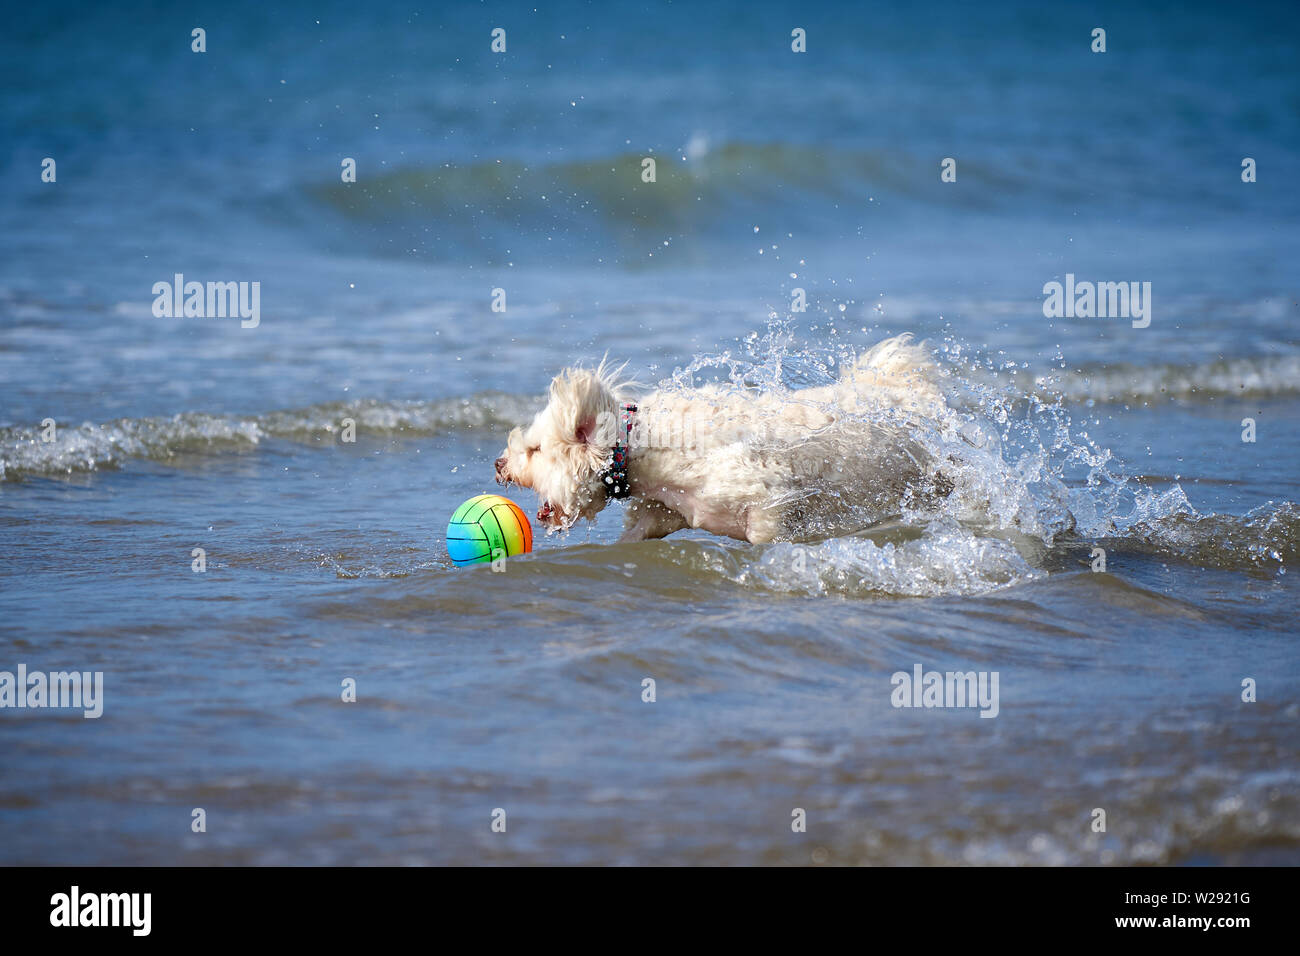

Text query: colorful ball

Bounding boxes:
[446,494,533,567]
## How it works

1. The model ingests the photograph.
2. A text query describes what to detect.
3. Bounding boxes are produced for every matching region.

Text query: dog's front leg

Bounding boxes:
[619,499,687,543]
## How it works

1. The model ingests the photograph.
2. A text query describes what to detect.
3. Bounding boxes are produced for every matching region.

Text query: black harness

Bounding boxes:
[599,403,637,499]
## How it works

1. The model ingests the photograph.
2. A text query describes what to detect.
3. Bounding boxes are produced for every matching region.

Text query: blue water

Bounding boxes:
[1,0,1298,864]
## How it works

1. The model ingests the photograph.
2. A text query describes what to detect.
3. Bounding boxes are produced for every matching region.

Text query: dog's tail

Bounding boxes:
[839,333,948,420]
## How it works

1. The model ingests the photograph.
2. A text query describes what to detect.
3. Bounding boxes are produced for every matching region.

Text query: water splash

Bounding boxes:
[723,522,1044,598]
[642,320,1298,592]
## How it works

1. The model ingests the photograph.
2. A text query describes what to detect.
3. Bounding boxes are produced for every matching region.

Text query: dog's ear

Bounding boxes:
[550,367,616,447]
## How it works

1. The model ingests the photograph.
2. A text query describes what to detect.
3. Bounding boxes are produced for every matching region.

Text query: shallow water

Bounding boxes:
[2,0,1298,864]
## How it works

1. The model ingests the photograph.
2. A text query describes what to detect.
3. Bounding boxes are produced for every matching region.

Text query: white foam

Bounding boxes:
[712,522,1043,598]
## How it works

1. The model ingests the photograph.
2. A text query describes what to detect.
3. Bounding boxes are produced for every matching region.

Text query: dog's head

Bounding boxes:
[495,362,628,530]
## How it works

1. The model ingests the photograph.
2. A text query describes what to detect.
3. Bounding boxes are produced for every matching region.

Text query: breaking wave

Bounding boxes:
[294,141,1100,264]
[0,393,538,481]
[1037,353,1300,404]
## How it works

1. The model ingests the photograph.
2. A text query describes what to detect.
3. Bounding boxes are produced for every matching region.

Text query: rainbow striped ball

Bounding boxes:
[446,494,533,567]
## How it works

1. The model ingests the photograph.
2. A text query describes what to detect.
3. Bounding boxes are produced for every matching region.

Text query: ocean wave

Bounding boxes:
[0,393,537,481]
[1082,492,1300,574]
[296,141,1042,262]
[1036,353,1300,404]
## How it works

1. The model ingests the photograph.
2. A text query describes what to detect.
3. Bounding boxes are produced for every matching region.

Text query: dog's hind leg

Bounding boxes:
[619,499,688,543]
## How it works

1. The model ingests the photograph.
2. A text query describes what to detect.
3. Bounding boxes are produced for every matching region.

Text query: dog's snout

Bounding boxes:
[494,456,508,482]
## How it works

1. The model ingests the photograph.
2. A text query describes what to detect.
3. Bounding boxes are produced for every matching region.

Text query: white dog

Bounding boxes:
[495,334,955,543]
